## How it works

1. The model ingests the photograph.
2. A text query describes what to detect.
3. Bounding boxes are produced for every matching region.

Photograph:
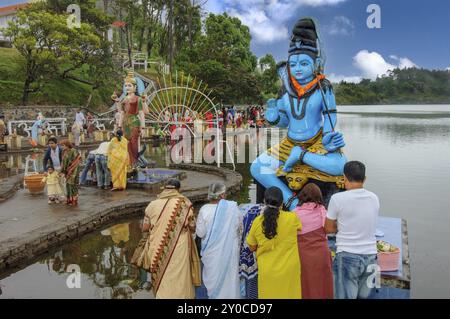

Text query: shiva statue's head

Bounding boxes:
[289,54,315,85]
[287,18,322,86]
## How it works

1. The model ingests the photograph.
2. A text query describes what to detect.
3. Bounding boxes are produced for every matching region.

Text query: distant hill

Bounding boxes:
[334,68,450,105]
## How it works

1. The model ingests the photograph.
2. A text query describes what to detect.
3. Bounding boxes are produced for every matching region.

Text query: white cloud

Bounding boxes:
[446,67,450,72]
[353,50,395,80]
[211,0,348,44]
[296,0,347,7]
[353,50,417,80]
[229,8,289,43]
[326,16,355,36]
[329,50,418,83]
[398,57,417,69]
[328,73,362,83]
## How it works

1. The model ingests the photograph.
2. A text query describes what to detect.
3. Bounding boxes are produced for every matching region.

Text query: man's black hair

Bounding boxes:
[343,161,366,183]
[48,136,58,144]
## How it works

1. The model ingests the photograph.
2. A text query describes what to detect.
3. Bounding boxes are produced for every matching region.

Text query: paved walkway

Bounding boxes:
[0,164,242,269]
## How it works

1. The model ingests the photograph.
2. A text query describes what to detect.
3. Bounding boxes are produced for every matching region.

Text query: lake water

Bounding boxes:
[1,104,450,298]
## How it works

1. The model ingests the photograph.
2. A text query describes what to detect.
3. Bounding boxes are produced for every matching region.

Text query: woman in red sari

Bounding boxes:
[294,183,333,299]
[60,139,82,206]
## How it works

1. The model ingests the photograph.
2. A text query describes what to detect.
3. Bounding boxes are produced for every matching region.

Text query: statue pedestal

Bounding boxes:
[141,127,151,138]
[5,135,23,149]
[93,130,109,142]
[68,133,85,144]
[38,135,47,147]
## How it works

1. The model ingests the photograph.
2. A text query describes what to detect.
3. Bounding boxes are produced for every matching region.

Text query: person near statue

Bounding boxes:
[43,136,65,193]
[139,179,199,299]
[196,182,242,299]
[0,114,8,144]
[71,121,82,148]
[75,108,86,129]
[250,18,347,210]
[60,139,82,206]
[246,186,302,299]
[107,130,129,191]
[325,161,379,299]
[42,166,64,204]
[112,70,149,168]
[294,183,333,299]
[94,141,111,190]
[79,141,111,188]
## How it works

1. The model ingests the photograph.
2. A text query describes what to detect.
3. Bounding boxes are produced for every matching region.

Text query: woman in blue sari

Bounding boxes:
[239,204,263,299]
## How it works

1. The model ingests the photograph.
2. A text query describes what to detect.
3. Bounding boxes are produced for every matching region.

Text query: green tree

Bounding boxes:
[257,54,279,99]
[2,3,114,105]
[177,13,261,104]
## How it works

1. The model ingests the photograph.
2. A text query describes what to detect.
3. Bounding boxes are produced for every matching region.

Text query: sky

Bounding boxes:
[2,0,450,82]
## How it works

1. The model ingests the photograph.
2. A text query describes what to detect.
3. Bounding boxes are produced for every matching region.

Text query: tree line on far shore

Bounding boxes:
[334,68,450,105]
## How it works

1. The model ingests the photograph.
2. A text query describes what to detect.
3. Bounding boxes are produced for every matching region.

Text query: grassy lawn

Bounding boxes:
[0,47,114,109]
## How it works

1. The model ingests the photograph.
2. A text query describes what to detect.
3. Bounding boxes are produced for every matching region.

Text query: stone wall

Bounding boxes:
[1,105,81,121]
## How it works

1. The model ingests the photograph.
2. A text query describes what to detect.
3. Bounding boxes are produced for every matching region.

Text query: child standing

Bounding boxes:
[42,166,64,204]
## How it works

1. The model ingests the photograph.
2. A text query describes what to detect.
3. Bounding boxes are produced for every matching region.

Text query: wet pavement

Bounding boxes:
[0,166,241,269]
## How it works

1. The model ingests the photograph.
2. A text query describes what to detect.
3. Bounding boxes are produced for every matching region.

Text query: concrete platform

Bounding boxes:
[0,164,242,270]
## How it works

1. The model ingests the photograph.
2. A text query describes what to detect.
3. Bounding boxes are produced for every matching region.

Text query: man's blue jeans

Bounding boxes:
[80,153,96,185]
[95,154,111,188]
[333,251,378,299]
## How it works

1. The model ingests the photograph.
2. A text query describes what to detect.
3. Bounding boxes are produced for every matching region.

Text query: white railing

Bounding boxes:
[92,118,115,131]
[7,118,68,137]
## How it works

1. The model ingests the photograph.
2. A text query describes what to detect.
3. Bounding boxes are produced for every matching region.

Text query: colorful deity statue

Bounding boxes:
[112,70,149,167]
[251,18,347,210]
[30,112,47,148]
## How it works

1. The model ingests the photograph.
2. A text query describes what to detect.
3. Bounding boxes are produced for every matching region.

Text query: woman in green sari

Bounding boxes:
[60,139,82,206]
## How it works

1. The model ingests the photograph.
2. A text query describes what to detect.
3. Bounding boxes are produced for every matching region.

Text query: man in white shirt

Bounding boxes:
[94,142,111,189]
[75,109,86,128]
[325,161,379,299]
[79,142,110,188]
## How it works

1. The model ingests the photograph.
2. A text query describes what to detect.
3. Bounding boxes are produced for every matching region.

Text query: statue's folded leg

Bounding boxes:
[250,153,299,210]
[303,151,347,176]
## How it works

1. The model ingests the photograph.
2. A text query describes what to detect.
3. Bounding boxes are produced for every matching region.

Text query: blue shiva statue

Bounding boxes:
[250,18,347,210]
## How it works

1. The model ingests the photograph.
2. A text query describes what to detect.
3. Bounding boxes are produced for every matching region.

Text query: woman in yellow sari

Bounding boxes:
[247,186,302,299]
[107,130,129,190]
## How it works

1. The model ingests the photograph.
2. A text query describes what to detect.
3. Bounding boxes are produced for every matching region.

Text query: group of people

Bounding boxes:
[42,137,82,205]
[218,105,265,130]
[41,130,132,205]
[140,160,379,299]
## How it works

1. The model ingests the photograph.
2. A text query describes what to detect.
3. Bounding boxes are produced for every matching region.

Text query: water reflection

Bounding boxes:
[0,220,152,299]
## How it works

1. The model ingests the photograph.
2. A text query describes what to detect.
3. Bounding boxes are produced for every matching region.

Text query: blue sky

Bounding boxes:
[204,0,450,82]
[2,0,449,82]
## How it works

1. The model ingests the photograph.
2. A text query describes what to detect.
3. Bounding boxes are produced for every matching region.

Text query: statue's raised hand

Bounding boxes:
[322,131,345,152]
